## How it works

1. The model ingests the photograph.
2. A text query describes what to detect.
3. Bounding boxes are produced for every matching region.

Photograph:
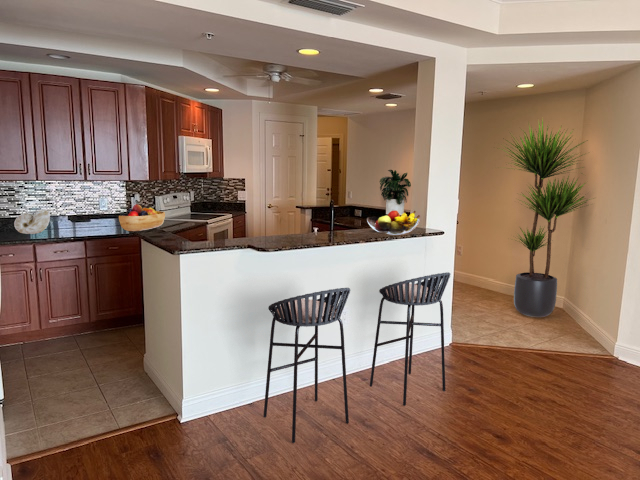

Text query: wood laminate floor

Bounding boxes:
[11,345,640,479]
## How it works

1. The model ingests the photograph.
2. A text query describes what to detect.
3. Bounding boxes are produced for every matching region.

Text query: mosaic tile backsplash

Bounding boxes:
[0,177,245,217]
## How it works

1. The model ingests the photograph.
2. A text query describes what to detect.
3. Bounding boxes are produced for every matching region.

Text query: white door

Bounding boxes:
[265,120,304,236]
[316,137,332,205]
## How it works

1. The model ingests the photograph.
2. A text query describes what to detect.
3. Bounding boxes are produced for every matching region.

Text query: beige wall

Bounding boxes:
[318,116,348,205]
[456,90,587,297]
[565,65,640,344]
[346,109,416,208]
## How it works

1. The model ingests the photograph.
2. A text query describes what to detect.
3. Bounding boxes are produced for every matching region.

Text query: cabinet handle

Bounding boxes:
[53,250,69,254]
[79,163,83,175]
[0,253,15,257]
[87,164,91,175]
[90,264,93,275]
[107,246,119,250]
[39,268,43,281]
[30,269,34,282]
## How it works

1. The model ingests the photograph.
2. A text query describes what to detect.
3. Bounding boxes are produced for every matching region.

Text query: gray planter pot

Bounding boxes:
[514,273,557,317]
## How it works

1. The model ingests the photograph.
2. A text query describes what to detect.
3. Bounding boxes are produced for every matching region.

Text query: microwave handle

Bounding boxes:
[206,145,211,167]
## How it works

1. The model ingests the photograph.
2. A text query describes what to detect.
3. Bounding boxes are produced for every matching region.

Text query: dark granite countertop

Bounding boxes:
[0,214,133,245]
[137,226,444,254]
[193,202,246,217]
[312,216,370,229]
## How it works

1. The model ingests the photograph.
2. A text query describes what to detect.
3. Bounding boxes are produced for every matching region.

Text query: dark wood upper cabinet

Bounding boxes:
[81,80,129,180]
[125,84,150,181]
[31,74,84,180]
[156,91,180,180]
[208,105,224,178]
[179,99,209,138]
[0,71,36,180]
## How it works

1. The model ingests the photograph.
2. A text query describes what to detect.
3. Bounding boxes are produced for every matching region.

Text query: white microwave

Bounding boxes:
[178,136,213,173]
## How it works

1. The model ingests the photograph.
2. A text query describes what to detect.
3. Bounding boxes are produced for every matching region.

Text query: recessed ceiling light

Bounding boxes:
[297,48,320,56]
[369,88,384,93]
[204,88,220,93]
[47,54,70,60]
[385,103,397,107]
[517,83,534,89]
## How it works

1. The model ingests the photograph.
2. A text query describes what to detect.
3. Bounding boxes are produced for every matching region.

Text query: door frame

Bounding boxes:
[257,112,311,236]
[317,133,346,205]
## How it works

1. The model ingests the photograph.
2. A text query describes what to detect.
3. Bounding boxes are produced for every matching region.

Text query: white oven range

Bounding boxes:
[155,192,233,241]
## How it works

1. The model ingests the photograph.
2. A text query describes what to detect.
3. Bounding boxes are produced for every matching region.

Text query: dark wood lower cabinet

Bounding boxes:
[37,258,90,328]
[233,214,246,238]
[0,263,39,335]
[87,254,142,322]
[175,226,207,241]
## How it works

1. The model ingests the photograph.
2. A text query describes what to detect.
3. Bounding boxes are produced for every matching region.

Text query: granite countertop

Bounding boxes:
[137,226,444,254]
[0,214,133,245]
[312,216,370,229]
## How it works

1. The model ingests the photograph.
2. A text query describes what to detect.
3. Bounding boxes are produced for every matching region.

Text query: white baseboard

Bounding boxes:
[179,330,451,422]
[560,298,615,354]
[614,343,640,367]
[143,356,184,420]
[454,271,565,308]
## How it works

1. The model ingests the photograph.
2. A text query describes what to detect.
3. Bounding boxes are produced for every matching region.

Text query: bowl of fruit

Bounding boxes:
[119,205,165,232]
[367,211,419,235]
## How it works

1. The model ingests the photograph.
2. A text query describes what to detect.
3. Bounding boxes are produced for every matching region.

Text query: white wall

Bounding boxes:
[456,90,587,298]
[346,109,416,208]
[565,65,640,353]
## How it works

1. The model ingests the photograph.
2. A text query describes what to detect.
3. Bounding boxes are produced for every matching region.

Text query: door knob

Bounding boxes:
[267,204,274,209]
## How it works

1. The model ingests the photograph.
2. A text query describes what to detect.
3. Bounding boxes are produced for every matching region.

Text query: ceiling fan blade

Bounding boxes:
[286,76,323,86]
[224,73,270,79]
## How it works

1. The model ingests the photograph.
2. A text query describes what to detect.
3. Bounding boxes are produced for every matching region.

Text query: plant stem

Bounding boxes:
[544,216,557,278]
[529,176,543,275]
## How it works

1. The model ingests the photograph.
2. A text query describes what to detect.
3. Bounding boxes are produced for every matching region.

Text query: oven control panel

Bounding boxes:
[155,192,192,212]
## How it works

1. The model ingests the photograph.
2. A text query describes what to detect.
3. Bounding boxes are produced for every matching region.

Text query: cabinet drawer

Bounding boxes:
[233,215,245,228]
[175,226,208,242]
[86,237,140,257]
[0,244,35,265]
[35,241,85,262]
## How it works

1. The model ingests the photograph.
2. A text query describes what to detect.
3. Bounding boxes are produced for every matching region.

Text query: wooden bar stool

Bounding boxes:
[369,273,450,405]
[264,288,350,443]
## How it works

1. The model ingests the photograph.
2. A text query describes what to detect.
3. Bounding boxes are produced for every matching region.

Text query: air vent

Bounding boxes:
[288,0,364,16]
[375,93,404,100]
[318,108,361,116]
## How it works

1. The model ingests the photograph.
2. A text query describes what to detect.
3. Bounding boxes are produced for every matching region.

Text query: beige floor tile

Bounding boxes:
[99,374,162,409]
[25,349,88,378]
[75,329,132,350]
[453,317,506,343]
[29,366,97,400]
[33,386,109,427]
[111,396,175,428]
[2,359,26,381]
[81,341,140,368]
[22,336,78,359]
[4,401,36,434]
[89,354,144,385]
[0,344,23,362]
[533,333,610,355]
[475,312,537,329]
[468,328,544,349]
[3,374,31,406]
[38,410,118,451]
[6,428,41,460]
[122,325,144,345]
[511,321,581,343]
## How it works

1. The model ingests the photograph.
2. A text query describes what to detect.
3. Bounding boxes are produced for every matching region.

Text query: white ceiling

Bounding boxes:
[0,0,638,115]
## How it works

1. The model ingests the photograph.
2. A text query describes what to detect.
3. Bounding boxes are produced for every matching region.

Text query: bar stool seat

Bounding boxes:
[264,288,350,443]
[369,273,450,405]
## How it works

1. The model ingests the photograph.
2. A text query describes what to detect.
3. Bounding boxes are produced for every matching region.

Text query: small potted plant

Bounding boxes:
[505,121,589,317]
[380,170,411,213]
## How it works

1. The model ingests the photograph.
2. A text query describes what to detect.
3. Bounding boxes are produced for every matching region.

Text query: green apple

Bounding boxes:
[390,221,402,231]
[378,215,391,223]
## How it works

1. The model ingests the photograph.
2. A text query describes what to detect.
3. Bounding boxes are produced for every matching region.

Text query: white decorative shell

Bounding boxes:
[14,210,51,234]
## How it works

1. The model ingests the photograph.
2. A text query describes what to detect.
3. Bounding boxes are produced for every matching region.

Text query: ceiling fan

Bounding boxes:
[226,63,322,86]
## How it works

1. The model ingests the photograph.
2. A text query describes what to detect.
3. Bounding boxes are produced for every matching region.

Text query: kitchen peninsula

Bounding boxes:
[137,226,448,421]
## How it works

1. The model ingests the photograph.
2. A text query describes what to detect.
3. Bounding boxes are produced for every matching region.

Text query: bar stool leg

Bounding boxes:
[439,301,446,391]
[314,325,319,401]
[408,305,415,374]
[292,326,300,443]
[402,305,411,406]
[370,298,385,387]
[264,317,276,418]
[339,319,349,424]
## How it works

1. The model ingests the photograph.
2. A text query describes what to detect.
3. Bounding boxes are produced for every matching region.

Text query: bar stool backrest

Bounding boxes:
[380,273,450,305]
[269,288,351,326]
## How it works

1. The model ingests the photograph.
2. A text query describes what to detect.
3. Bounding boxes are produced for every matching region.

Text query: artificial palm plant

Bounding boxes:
[505,121,587,278]
[379,170,411,203]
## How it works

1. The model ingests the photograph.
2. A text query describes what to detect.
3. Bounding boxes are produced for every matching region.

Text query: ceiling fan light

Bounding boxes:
[47,53,70,60]
[369,88,384,93]
[204,88,220,93]
[297,48,320,56]
[517,83,534,89]
[385,103,397,107]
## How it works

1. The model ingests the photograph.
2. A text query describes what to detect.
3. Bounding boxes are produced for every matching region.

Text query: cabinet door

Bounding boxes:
[87,254,142,322]
[0,263,39,335]
[125,84,150,181]
[31,74,84,180]
[81,79,129,180]
[233,214,246,238]
[37,259,89,328]
[0,71,36,180]
[178,98,194,137]
[175,225,207,241]
[157,92,180,180]
[207,106,224,178]
[192,101,209,138]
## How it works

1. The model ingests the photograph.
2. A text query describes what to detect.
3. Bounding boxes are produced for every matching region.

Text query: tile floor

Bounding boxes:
[451,282,610,355]
[0,326,175,459]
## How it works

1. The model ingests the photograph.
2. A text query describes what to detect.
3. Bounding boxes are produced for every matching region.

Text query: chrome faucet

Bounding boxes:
[330,200,335,232]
